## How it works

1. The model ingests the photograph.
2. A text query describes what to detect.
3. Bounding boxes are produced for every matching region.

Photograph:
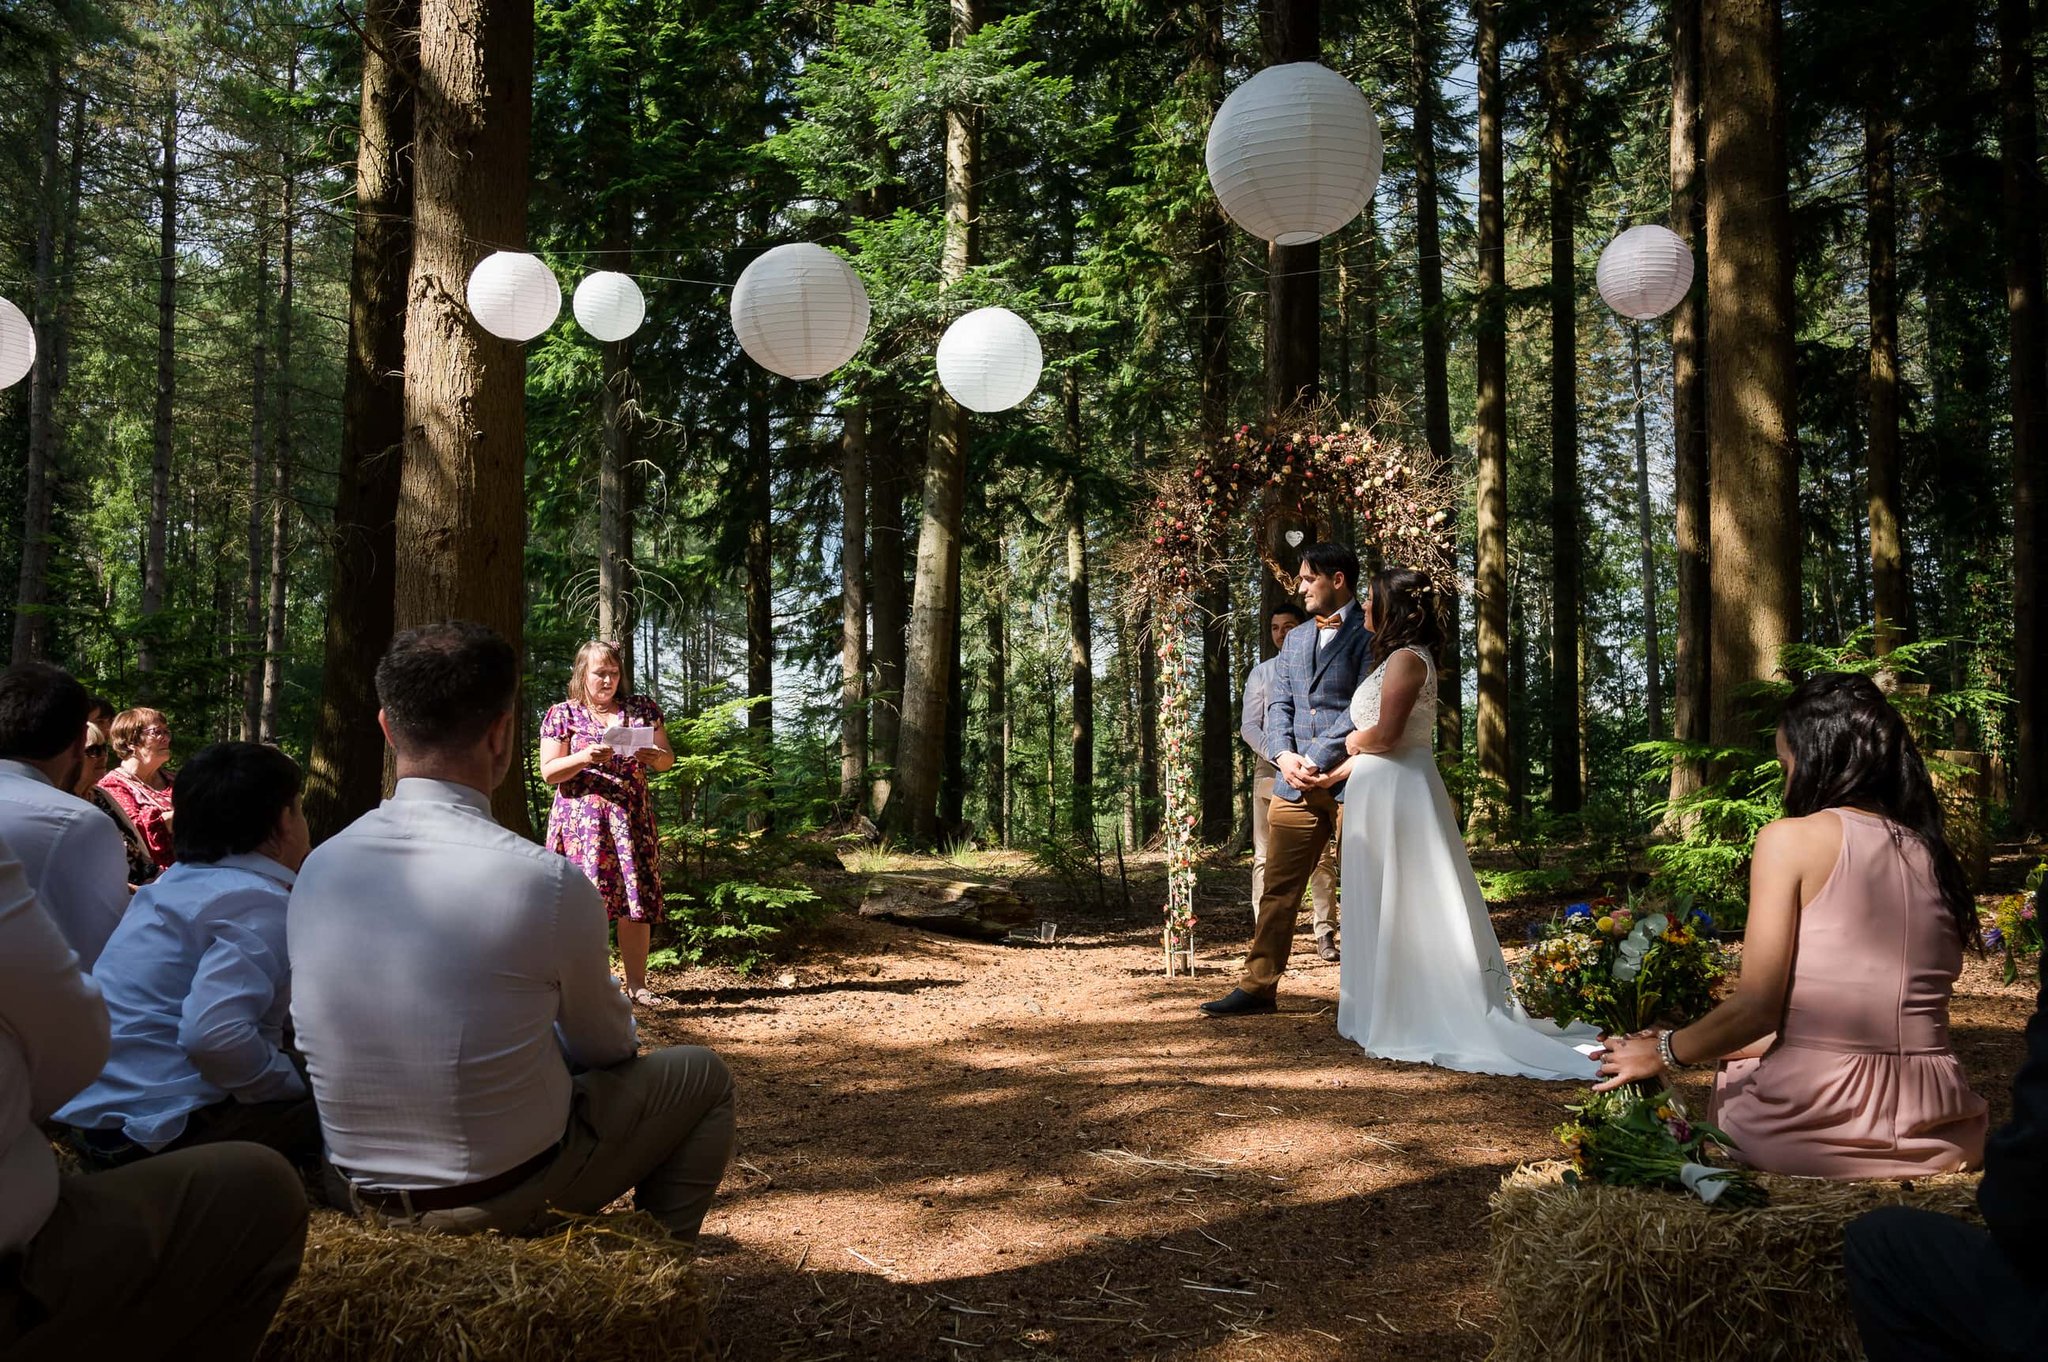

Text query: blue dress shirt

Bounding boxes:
[56,852,303,1149]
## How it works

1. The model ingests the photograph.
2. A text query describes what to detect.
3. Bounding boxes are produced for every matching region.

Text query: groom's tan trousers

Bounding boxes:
[1242,787,1342,997]
[1251,775,1336,933]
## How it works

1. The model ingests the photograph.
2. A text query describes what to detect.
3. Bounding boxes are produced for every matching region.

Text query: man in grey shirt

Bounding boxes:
[289,621,735,1240]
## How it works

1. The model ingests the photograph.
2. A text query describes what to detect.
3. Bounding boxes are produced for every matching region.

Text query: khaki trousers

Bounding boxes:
[0,1143,308,1362]
[350,1045,736,1242]
[1251,775,1336,932]
[1242,787,1342,997]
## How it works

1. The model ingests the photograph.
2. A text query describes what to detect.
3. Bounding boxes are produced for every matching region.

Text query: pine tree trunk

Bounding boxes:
[394,0,534,834]
[1412,0,1458,756]
[840,403,869,813]
[1865,105,1909,658]
[1067,473,1094,843]
[868,399,906,815]
[1665,0,1710,819]
[1262,0,1320,419]
[1543,28,1583,815]
[1473,0,1512,824]
[2000,0,2047,834]
[141,98,178,680]
[261,129,296,745]
[12,58,64,666]
[598,330,636,675]
[243,230,269,742]
[745,379,773,744]
[986,544,1008,845]
[306,0,415,841]
[1136,600,1161,842]
[889,0,980,844]
[1631,326,1664,739]
[1199,579,1234,843]
[1704,0,1800,750]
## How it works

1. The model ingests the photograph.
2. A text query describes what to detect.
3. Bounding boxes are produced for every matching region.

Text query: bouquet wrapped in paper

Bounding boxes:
[1557,1085,1766,1209]
[1513,895,1725,1036]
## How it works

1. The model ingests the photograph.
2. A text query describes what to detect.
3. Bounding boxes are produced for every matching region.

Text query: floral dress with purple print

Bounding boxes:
[542,695,665,924]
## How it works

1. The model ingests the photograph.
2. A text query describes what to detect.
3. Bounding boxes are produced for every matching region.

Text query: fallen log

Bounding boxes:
[859,873,1033,940]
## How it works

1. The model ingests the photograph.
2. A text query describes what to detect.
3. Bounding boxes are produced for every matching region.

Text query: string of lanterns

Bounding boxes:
[0,61,1699,398]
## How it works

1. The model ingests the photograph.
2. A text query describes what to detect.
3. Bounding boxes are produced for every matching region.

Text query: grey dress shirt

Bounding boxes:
[0,834,109,1252]
[0,759,133,970]
[288,778,638,1191]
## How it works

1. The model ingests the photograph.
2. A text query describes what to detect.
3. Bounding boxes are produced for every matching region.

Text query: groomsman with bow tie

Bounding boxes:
[1202,543,1373,1017]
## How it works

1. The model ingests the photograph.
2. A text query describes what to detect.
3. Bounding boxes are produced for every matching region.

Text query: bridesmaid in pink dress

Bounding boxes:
[1596,673,1987,1179]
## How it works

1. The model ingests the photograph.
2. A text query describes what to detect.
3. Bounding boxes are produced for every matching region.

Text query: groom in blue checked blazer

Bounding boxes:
[1202,542,1373,1017]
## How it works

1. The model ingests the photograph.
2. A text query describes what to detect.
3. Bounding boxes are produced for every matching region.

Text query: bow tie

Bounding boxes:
[1316,612,1344,631]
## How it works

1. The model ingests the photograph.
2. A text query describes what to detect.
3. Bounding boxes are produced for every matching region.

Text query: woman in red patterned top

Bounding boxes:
[539,642,675,1005]
[95,708,175,876]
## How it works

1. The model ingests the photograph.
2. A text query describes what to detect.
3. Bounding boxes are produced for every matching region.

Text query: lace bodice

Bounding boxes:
[1348,645,1439,751]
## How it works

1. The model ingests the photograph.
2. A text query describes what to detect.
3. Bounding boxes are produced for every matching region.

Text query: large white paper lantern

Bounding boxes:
[1595,225,1696,321]
[466,251,561,342]
[936,307,1042,413]
[1205,62,1384,246]
[730,243,870,380]
[0,298,34,390]
[572,271,646,343]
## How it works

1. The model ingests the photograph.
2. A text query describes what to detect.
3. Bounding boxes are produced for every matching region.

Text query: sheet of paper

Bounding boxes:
[602,725,657,751]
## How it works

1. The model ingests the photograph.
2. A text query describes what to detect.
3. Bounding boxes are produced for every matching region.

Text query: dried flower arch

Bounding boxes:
[1119,410,1459,973]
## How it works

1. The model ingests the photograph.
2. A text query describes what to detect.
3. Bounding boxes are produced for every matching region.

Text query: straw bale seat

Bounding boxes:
[258,1209,708,1361]
[1488,1160,1983,1362]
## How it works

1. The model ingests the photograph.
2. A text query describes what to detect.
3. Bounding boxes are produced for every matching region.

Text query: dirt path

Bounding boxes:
[637,853,2034,1360]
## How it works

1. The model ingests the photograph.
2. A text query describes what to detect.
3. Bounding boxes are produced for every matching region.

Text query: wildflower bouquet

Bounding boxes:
[1984,861,2044,985]
[1513,895,1727,1036]
[1557,1085,1767,1209]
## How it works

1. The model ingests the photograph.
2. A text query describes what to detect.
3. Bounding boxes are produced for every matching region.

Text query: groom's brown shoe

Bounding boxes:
[1199,988,1277,1017]
[1316,931,1339,962]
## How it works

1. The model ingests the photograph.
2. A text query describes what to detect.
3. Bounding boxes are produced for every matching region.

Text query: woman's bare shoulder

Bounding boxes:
[1755,809,1845,873]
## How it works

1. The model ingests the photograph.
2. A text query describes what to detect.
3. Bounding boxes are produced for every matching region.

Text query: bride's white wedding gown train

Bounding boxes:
[1336,645,1600,1081]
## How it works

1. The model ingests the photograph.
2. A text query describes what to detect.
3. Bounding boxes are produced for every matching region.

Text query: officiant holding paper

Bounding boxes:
[540,640,675,1006]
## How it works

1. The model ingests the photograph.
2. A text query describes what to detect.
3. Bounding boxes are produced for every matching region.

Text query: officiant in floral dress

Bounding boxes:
[539,640,675,1006]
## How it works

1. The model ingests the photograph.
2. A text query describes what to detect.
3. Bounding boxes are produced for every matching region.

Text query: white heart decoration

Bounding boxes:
[1285,530,1305,548]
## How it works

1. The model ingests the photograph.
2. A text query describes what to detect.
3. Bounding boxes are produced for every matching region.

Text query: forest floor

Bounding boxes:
[635,842,2039,1361]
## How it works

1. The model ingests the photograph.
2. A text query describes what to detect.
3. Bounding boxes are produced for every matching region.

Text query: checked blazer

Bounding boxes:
[1262,604,1375,804]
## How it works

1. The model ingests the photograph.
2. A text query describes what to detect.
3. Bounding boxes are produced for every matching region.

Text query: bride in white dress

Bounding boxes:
[1324,568,1598,1081]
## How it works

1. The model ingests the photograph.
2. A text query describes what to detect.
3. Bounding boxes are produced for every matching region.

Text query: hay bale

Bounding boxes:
[261,1210,707,1361]
[1488,1161,1982,1362]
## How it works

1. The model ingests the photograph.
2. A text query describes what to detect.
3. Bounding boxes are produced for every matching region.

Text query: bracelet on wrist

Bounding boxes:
[1657,1029,1691,1071]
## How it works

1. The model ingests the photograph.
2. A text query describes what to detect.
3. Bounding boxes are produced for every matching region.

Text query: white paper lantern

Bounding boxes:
[730,243,871,380]
[1205,62,1384,246]
[936,307,1042,414]
[1595,224,1696,321]
[466,251,561,342]
[0,298,34,390]
[572,271,646,343]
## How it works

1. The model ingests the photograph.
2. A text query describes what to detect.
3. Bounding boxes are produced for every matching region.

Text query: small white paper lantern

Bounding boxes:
[466,251,561,342]
[1595,224,1696,321]
[0,298,34,390]
[572,271,646,343]
[936,307,1042,414]
[730,243,870,380]
[1205,62,1384,246]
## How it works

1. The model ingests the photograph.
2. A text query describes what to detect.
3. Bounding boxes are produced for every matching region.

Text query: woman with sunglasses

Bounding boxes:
[96,709,176,880]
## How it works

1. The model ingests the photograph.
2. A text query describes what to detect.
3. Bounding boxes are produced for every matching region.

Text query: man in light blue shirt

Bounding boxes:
[58,741,318,1172]
[0,662,132,968]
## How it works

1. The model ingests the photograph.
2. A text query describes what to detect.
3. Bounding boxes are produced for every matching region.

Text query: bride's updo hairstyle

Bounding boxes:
[1778,672,1978,948]
[1364,567,1445,674]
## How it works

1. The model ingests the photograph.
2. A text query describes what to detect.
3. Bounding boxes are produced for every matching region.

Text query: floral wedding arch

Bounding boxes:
[1120,411,1459,975]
